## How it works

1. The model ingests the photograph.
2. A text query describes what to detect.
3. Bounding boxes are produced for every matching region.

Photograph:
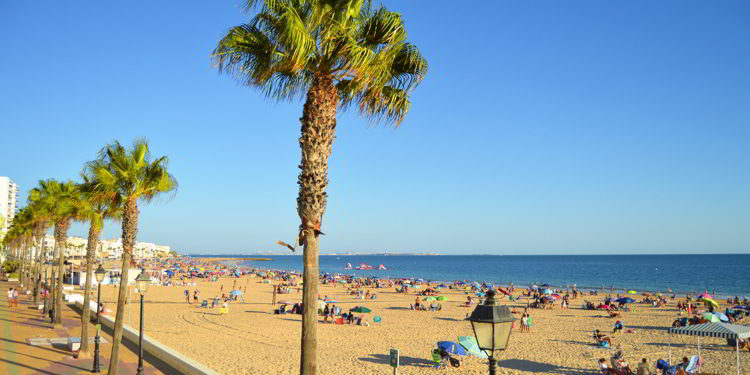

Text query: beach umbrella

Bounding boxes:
[697,293,712,300]
[423,296,437,301]
[628,290,637,294]
[230,290,243,296]
[475,292,485,297]
[541,289,553,295]
[715,313,729,322]
[351,306,372,314]
[615,297,635,304]
[699,298,719,308]
[530,284,538,289]
[457,336,487,358]
[436,296,447,301]
[437,341,467,356]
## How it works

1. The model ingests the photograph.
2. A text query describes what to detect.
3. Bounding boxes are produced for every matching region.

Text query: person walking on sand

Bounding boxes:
[12,288,19,308]
[185,288,190,304]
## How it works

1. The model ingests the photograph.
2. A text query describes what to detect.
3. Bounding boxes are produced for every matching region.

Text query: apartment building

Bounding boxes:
[0,177,20,234]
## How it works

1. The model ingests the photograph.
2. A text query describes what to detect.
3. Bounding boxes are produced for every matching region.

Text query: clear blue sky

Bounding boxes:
[1,1,748,254]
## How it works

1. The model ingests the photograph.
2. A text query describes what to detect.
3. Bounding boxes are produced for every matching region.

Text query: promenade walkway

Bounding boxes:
[0,279,167,375]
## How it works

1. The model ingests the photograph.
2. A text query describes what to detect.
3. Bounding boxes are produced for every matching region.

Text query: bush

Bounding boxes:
[2,260,20,274]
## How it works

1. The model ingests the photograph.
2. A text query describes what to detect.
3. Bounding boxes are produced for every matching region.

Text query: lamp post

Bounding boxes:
[92,265,106,373]
[135,270,151,375]
[468,290,515,375]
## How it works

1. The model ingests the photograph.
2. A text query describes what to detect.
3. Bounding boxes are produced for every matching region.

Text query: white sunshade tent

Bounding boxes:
[668,322,750,375]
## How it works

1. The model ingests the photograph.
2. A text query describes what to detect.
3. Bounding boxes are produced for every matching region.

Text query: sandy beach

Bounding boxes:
[80,263,747,375]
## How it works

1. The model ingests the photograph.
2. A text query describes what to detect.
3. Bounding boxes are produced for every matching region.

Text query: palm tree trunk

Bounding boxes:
[18,242,25,287]
[108,198,138,375]
[78,223,100,357]
[298,75,338,375]
[55,220,70,328]
[33,236,41,304]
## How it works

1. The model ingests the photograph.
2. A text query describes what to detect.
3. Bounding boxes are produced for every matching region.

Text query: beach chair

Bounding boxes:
[431,349,447,369]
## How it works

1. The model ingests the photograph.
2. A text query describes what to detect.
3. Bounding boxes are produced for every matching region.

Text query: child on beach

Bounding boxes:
[520,313,528,332]
[636,358,649,375]
[12,288,19,307]
[7,288,13,308]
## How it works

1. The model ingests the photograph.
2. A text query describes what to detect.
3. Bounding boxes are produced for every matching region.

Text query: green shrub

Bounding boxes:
[2,260,20,274]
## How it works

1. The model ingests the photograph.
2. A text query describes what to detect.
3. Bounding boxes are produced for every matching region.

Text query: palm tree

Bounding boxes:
[84,139,177,375]
[213,1,427,373]
[31,179,81,327]
[75,177,120,358]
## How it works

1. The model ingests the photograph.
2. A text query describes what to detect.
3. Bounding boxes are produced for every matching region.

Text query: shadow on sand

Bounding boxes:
[497,359,598,374]
[359,353,434,368]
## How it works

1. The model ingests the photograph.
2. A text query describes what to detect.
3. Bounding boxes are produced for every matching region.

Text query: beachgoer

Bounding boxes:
[323,304,330,322]
[594,330,612,345]
[184,289,190,304]
[636,358,649,375]
[7,288,13,308]
[598,358,616,374]
[12,288,19,307]
[521,313,528,332]
[613,320,623,333]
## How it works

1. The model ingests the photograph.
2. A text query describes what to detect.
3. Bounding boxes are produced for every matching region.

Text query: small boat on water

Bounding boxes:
[346,263,388,270]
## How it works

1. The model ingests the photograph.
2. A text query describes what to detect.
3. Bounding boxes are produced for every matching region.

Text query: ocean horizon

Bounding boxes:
[189,253,750,298]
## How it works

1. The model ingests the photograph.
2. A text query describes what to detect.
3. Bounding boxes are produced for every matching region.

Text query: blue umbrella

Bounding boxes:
[615,297,635,304]
[734,306,750,311]
[437,341,467,356]
[458,336,487,358]
[230,290,243,296]
[475,292,485,297]
[541,289,553,295]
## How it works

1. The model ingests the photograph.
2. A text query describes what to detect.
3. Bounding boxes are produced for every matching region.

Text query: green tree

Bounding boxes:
[213,1,427,373]
[75,177,120,358]
[84,139,177,375]
[30,179,81,327]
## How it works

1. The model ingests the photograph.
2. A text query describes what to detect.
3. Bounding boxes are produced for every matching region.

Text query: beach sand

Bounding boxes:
[88,275,746,375]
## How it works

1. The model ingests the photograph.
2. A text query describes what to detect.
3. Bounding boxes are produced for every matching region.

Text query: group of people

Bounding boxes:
[6,287,20,308]
[410,297,442,311]
[519,312,533,332]
[184,288,200,303]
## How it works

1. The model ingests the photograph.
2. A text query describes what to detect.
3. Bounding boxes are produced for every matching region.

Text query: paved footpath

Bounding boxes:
[0,279,168,375]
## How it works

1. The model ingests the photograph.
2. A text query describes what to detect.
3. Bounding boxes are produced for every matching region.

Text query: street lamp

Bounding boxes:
[468,290,515,375]
[92,264,106,373]
[135,270,151,375]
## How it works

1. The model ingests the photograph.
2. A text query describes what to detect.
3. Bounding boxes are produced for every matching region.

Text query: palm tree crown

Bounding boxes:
[213,0,428,124]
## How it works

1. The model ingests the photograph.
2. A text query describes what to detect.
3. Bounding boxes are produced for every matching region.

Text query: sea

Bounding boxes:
[197,254,750,298]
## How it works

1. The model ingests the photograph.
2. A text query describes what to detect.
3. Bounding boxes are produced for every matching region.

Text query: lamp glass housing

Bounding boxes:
[135,270,151,295]
[94,265,106,283]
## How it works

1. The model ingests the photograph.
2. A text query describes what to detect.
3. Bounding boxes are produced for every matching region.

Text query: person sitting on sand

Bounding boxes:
[598,358,617,374]
[613,320,624,334]
[636,358,649,375]
[594,330,612,346]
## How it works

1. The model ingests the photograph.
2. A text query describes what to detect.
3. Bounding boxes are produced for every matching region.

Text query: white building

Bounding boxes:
[0,177,20,235]
[43,235,170,260]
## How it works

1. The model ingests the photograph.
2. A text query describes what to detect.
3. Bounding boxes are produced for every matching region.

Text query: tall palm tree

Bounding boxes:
[75,177,120,358]
[84,139,177,375]
[31,179,81,327]
[213,1,427,373]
